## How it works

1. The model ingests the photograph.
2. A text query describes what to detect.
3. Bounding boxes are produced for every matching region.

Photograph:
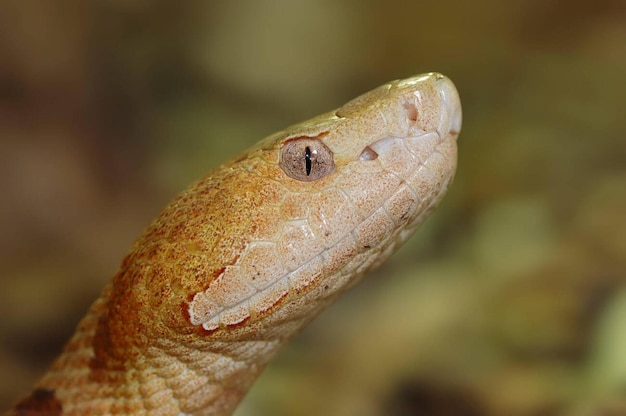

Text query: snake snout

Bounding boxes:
[434,75,462,140]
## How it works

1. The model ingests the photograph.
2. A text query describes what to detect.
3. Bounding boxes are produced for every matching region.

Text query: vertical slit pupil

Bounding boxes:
[305,146,312,176]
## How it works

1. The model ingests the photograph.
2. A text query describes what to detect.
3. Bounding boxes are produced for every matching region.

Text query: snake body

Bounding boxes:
[8,73,462,416]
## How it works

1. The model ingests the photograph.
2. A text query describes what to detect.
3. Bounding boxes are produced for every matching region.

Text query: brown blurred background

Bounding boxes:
[0,1,625,415]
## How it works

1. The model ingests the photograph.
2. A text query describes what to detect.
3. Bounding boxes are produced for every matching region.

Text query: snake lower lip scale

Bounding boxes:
[8,73,462,416]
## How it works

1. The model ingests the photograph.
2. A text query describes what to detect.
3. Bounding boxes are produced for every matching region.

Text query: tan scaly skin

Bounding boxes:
[7,73,462,416]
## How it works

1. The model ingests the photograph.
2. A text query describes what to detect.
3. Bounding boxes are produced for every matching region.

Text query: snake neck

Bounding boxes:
[12,272,277,416]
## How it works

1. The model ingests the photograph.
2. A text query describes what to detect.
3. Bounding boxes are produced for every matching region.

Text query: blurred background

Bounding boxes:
[0,1,624,415]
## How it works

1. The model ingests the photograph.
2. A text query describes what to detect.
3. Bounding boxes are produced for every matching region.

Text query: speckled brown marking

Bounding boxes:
[10,389,62,416]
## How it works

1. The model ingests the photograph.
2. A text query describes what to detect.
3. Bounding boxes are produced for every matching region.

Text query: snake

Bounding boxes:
[7,72,462,416]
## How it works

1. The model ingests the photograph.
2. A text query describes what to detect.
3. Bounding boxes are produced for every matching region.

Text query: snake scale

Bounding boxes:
[7,73,462,416]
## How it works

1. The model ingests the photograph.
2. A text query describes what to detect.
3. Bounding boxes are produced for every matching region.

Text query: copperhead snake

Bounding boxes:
[7,73,462,416]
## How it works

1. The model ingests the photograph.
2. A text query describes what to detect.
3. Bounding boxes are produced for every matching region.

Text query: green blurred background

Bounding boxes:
[0,1,624,415]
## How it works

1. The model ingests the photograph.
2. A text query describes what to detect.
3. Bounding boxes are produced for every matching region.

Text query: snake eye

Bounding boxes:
[279,138,335,181]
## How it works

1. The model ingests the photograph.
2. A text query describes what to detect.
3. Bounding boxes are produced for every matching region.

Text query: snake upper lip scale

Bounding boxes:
[7,73,462,416]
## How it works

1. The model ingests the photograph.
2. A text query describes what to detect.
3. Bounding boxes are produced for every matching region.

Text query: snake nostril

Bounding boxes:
[402,101,418,122]
[358,146,379,161]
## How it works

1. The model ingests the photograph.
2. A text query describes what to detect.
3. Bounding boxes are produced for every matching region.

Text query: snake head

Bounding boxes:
[178,72,462,336]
